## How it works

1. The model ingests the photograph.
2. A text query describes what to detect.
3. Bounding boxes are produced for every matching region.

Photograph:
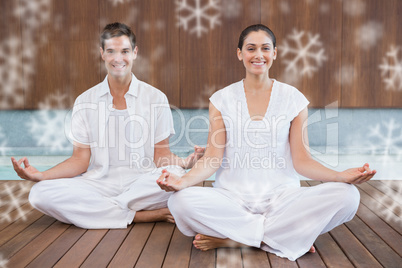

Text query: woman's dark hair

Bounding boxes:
[238,24,276,49]
[100,22,136,50]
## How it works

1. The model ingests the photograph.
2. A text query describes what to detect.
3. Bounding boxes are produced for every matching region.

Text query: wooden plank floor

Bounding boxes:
[0,180,401,268]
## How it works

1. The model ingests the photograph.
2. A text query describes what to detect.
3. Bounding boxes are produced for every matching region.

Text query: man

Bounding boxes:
[11,22,203,229]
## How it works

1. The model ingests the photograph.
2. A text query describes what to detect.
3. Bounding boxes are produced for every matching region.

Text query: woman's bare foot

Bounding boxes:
[309,245,316,253]
[193,234,248,251]
[133,208,175,223]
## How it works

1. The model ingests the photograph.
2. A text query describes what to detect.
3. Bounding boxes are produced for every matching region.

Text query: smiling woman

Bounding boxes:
[157,24,376,262]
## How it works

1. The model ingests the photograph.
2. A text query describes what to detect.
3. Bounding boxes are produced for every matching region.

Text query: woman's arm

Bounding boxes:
[157,102,226,191]
[289,108,376,183]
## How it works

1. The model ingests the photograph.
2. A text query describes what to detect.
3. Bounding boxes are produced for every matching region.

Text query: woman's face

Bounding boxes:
[237,30,277,76]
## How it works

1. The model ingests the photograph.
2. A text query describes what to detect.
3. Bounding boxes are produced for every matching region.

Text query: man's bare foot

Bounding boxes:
[193,234,248,251]
[133,208,175,223]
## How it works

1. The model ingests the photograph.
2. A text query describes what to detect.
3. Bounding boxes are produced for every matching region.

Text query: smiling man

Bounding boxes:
[11,22,203,229]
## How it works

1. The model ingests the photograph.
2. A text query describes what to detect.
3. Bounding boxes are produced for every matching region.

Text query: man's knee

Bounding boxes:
[29,180,59,211]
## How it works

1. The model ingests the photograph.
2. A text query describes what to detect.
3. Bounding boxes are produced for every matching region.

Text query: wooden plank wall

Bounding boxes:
[0,0,401,109]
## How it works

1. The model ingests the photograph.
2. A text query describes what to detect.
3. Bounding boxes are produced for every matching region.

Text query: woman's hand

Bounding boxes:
[336,163,376,184]
[157,169,188,192]
[11,157,44,182]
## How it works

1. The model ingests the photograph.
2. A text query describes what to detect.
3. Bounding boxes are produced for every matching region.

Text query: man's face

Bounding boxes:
[100,35,137,79]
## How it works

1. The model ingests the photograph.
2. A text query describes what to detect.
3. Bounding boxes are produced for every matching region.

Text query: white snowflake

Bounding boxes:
[342,0,366,17]
[1,0,51,110]
[0,183,32,223]
[355,21,383,51]
[280,29,327,80]
[141,19,166,32]
[381,181,402,204]
[319,3,330,14]
[14,0,51,31]
[379,45,402,91]
[0,254,7,268]
[108,0,132,6]
[0,37,25,109]
[27,110,71,152]
[176,0,221,38]
[0,126,7,156]
[221,0,242,19]
[367,181,402,225]
[132,45,165,81]
[367,118,402,161]
[193,85,218,108]
[336,65,356,86]
[38,92,71,110]
[279,1,291,14]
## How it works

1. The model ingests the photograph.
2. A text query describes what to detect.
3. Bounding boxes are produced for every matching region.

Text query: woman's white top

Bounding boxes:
[209,79,309,202]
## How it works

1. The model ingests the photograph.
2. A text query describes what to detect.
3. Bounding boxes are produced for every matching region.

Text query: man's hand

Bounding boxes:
[336,163,376,184]
[11,157,44,182]
[183,145,205,169]
[156,169,187,192]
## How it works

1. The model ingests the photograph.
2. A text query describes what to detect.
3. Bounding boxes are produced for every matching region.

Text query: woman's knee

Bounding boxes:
[168,188,196,215]
[332,183,360,213]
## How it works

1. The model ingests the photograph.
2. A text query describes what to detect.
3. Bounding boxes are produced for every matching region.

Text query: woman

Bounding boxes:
[157,24,376,261]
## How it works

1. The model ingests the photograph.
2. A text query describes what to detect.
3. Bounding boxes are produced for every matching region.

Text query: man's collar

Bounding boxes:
[98,73,139,98]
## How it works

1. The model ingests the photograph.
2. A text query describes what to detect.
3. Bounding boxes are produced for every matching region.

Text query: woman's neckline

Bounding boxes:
[242,79,276,122]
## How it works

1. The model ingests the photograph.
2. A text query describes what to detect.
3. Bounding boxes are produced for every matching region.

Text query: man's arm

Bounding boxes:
[11,142,91,182]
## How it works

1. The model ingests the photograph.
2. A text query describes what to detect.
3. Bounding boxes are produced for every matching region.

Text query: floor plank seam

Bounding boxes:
[357,184,400,218]
[355,212,402,258]
[357,186,402,236]
[106,224,134,267]
[132,222,156,268]
[160,225,176,268]
[342,218,386,267]
[327,230,354,267]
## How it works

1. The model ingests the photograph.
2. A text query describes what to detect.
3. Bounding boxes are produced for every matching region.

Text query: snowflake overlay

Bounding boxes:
[355,21,383,51]
[280,29,327,80]
[27,111,71,152]
[0,182,32,223]
[341,0,366,17]
[0,254,8,268]
[193,85,219,108]
[27,94,71,152]
[221,0,241,19]
[379,45,402,91]
[0,126,7,156]
[132,45,165,81]
[1,0,51,109]
[176,0,221,38]
[336,65,355,86]
[279,1,291,14]
[367,181,402,227]
[108,0,130,6]
[0,37,25,109]
[38,92,72,110]
[367,118,402,161]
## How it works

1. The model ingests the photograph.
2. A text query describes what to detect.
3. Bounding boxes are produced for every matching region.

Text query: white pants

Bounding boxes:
[168,182,360,261]
[29,166,184,229]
